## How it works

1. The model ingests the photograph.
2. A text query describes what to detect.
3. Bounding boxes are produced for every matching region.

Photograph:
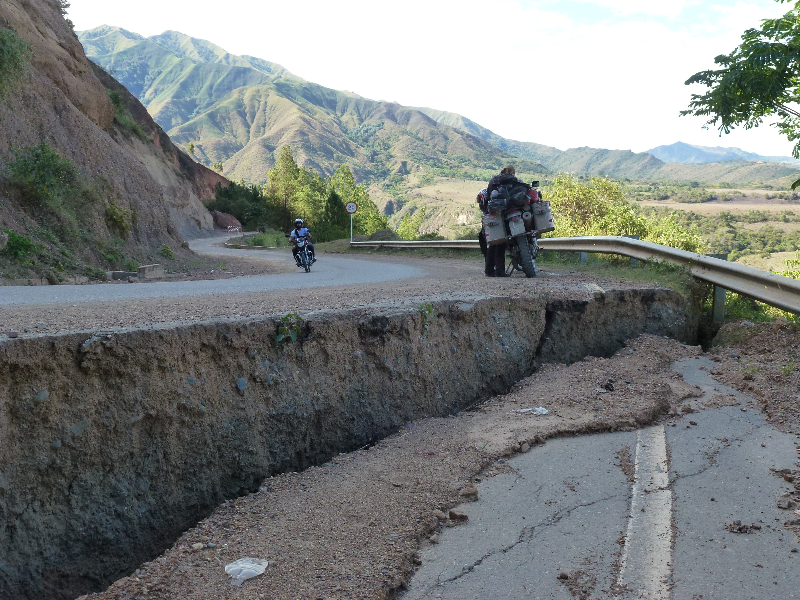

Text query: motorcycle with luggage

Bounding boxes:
[481,180,554,278]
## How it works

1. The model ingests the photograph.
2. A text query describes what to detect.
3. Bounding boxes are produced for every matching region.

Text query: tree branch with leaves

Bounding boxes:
[682,0,800,187]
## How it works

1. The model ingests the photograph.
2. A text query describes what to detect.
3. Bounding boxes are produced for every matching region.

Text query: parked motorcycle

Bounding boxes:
[482,181,554,278]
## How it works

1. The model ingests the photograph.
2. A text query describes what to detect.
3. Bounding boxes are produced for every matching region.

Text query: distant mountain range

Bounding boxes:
[645,142,800,166]
[78,26,800,188]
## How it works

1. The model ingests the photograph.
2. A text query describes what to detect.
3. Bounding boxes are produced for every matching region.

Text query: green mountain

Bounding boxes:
[645,141,800,165]
[414,108,800,186]
[78,26,547,184]
[79,26,799,189]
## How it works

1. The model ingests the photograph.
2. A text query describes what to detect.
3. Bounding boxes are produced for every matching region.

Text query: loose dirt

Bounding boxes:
[707,319,800,435]
[77,335,703,600]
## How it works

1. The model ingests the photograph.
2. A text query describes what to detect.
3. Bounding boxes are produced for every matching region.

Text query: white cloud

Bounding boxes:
[570,0,690,18]
[67,0,798,156]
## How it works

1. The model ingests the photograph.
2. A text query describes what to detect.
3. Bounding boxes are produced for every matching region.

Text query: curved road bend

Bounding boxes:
[0,235,424,306]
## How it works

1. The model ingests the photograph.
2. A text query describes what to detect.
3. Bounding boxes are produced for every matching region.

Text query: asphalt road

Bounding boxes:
[404,357,800,600]
[0,236,423,306]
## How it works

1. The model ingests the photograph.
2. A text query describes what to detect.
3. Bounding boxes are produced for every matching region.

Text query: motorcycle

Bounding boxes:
[483,181,554,278]
[287,234,314,272]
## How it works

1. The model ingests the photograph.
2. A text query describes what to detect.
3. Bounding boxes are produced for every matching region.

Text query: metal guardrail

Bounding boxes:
[350,236,800,314]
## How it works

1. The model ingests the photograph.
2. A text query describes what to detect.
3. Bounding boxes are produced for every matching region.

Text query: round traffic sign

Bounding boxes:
[345,201,358,214]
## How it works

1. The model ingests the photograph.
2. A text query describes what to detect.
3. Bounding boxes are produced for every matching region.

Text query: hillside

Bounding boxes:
[0,2,226,284]
[415,108,800,187]
[645,141,800,166]
[78,27,546,185]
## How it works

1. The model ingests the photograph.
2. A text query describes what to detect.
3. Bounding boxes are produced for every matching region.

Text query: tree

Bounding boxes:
[682,0,800,187]
[328,165,388,235]
[266,146,301,228]
[397,207,425,240]
[186,142,195,156]
[314,189,350,242]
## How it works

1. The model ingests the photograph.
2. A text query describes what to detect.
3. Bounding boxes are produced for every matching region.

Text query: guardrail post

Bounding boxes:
[580,252,588,264]
[623,235,640,266]
[712,285,727,323]
[708,253,729,323]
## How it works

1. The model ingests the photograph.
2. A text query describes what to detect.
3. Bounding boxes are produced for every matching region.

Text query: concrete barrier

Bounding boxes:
[137,264,165,279]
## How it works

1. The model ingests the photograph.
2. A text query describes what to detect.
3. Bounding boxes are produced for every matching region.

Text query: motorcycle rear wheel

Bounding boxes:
[515,237,537,278]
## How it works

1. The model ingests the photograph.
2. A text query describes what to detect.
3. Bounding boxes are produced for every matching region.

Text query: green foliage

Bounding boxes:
[329,165,388,235]
[772,250,800,278]
[6,142,79,209]
[716,289,799,323]
[545,174,703,252]
[212,162,224,172]
[0,28,31,100]
[208,181,277,229]
[418,302,438,331]
[106,88,148,141]
[314,189,350,242]
[681,1,800,187]
[252,231,285,247]
[1,229,36,260]
[780,360,796,376]
[276,312,303,343]
[105,198,133,238]
[397,207,426,240]
[267,146,300,214]
[161,245,174,260]
[186,142,195,156]
[656,207,800,259]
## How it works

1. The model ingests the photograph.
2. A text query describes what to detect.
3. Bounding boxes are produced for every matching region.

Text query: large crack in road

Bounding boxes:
[402,355,800,600]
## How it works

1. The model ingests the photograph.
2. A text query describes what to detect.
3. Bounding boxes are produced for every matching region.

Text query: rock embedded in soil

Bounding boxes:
[458,486,478,500]
[448,510,469,522]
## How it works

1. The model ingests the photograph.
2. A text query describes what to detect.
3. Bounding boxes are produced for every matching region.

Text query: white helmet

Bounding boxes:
[294,218,303,226]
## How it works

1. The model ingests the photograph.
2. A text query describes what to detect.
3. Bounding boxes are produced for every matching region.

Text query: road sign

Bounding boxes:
[345,202,358,214]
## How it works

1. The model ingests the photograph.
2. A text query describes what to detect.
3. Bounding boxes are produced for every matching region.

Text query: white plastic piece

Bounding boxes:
[517,407,548,415]
[225,557,269,586]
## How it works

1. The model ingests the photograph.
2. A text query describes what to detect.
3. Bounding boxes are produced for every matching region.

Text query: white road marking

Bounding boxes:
[617,425,673,598]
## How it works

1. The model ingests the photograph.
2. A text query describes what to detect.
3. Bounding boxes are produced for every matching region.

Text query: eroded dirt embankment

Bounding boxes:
[0,288,698,600]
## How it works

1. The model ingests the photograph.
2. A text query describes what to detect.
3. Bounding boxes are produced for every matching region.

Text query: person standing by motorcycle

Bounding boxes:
[482,165,524,277]
[477,187,505,277]
[289,218,315,264]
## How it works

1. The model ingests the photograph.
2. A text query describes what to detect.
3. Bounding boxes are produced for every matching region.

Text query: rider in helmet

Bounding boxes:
[289,218,315,264]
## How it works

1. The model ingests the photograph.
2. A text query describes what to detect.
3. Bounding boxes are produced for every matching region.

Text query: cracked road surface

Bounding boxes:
[403,357,800,599]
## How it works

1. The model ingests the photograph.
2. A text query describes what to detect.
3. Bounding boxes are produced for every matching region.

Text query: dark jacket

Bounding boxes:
[487,173,528,198]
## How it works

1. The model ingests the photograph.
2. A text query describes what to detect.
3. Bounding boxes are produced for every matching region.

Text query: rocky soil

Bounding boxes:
[707,319,800,435]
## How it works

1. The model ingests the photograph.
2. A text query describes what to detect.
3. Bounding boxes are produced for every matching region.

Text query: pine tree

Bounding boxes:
[266,146,301,229]
[315,189,350,242]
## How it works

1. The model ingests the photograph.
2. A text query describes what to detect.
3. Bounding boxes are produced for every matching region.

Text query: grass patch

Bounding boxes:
[539,251,699,297]
[243,231,285,248]
[0,28,31,100]
[106,89,148,141]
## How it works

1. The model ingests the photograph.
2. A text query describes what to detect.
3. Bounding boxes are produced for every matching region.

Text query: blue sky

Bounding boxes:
[68,0,796,156]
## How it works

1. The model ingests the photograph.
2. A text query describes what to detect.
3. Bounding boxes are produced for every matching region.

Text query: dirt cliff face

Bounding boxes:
[0,0,227,277]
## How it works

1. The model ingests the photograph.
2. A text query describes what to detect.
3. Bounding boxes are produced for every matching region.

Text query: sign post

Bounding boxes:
[345,201,358,242]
